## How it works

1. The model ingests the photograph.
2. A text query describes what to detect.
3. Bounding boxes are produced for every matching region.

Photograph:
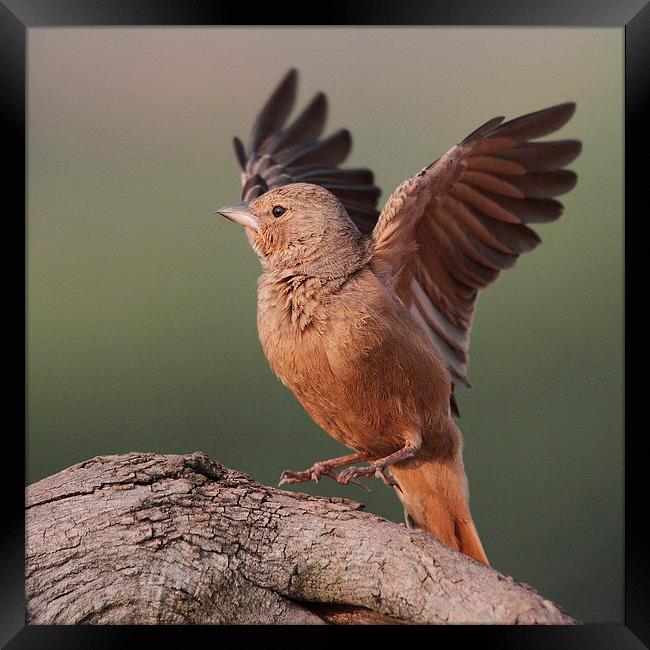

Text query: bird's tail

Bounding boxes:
[390,457,489,565]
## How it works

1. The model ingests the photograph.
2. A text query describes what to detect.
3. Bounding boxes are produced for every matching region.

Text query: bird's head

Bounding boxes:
[217,183,369,277]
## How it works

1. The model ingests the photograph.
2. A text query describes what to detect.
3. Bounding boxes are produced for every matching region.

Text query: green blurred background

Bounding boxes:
[27,28,623,623]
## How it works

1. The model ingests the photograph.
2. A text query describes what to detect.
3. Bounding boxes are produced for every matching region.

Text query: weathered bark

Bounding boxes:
[25,452,575,625]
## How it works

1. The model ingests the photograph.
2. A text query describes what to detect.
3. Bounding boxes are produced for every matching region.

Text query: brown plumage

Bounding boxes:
[217,69,581,566]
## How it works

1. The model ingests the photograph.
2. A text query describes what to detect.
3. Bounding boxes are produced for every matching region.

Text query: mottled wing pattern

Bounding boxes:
[371,103,581,388]
[234,69,381,233]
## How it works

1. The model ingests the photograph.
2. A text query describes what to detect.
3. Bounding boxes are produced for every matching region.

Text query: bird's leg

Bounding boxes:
[278,451,372,487]
[337,442,419,490]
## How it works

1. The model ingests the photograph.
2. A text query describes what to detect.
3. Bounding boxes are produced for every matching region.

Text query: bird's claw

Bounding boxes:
[278,463,336,487]
[278,469,308,487]
[337,464,401,492]
[377,469,402,492]
[278,464,371,492]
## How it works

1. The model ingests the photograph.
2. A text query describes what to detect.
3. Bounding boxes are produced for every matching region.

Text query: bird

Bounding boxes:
[216,69,581,566]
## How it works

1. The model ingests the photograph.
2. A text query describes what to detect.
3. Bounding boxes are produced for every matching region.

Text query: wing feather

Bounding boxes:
[371,103,580,387]
[234,69,380,225]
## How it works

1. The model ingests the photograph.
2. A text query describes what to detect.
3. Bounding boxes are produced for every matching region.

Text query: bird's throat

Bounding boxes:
[258,269,359,333]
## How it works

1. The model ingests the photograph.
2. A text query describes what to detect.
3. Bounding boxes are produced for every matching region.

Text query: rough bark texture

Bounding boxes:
[25,452,575,625]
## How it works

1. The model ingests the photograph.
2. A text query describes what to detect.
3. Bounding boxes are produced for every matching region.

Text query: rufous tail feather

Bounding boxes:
[390,458,489,566]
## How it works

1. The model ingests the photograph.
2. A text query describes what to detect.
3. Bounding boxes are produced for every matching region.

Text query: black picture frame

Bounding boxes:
[3,1,647,646]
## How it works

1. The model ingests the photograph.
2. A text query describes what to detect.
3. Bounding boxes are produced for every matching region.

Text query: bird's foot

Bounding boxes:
[337,463,401,491]
[278,461,338,487]
[279,461,371,491]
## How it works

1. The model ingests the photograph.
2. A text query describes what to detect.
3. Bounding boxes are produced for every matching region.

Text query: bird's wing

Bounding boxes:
[370,103,581,388]
[233,68,381,233]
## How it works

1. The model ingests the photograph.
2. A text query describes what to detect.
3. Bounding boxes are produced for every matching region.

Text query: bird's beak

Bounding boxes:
[215,201,258,231]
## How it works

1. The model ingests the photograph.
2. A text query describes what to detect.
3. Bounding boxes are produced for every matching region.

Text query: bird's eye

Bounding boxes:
[272,205,286,218]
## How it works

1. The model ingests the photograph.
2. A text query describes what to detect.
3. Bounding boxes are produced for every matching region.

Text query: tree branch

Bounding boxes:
[25,452,575,625]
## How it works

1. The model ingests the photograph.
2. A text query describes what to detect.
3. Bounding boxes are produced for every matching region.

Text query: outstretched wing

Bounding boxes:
[234,69,381,233]
[370,103,581,388]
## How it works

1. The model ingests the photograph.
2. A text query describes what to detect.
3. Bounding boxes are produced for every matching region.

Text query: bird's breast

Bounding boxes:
[256,268,453,455]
